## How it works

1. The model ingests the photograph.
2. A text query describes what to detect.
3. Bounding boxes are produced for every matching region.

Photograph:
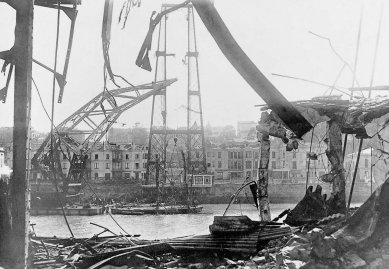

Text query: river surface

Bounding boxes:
[31,203,361,240]
[31,204,296,240]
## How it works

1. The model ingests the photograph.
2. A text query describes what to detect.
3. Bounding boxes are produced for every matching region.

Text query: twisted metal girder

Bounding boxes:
[32,79,176,186]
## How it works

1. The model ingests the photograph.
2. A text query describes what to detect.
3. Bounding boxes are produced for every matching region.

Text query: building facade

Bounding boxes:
[57,138,373,187]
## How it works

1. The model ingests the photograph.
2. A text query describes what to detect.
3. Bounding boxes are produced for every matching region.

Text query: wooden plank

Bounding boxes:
[79,242,172,268]
[171,246,257,254]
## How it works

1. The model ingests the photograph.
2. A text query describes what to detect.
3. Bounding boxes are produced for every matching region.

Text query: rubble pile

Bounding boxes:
[272,178,389,269]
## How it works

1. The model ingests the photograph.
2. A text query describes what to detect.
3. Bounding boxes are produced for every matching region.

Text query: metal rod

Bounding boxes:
[348,138,363,210]
[305,127,315,190]
[342,133,348,161]
[368,4,383,98]
[343,6,363,204]
[371,147,373,194]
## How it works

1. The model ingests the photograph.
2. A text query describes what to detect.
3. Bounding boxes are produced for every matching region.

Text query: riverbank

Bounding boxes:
[31,181,373,210]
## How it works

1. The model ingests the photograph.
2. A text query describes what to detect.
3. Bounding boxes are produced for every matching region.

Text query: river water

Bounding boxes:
[31,204,296,240]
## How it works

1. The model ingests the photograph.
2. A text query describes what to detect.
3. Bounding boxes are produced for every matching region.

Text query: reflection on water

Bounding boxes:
[31,204,296,239]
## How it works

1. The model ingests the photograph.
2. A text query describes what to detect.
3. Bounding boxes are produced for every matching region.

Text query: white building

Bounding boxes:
[0,147,12,179]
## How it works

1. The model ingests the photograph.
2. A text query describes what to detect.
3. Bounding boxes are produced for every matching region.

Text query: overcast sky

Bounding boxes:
[0,0,387,132]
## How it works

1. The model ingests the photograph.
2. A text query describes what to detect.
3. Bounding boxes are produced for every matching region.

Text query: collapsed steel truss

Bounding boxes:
[32,79,176,190]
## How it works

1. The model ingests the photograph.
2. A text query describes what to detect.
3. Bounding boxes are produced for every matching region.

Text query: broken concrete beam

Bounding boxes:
[258,132,271,222]
[326,120,346,213]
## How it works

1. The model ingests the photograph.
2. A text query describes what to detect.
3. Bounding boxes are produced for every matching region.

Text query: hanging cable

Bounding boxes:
[49,0,74,238]
[368,5,383,195]
[349,5,382,211]
[84,181,136,244]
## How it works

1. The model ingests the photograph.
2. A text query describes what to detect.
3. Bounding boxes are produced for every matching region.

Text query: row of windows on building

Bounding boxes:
[90,162,147,169]
[93,172,145,181]
[271,160,297,169]
[206,150,297,161]
[271,151,297,159]
[206,150,260,159]
[91,153,148,160]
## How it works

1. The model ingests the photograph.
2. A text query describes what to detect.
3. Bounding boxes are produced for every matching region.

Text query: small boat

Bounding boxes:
[111,204,203,215]
[113,208,145,215]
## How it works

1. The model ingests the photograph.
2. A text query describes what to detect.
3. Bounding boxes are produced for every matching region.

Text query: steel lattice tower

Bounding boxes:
[146,4,206,186]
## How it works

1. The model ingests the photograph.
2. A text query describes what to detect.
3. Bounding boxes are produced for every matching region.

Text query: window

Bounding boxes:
[245,161,252,169]
[126,154,129,160]
[272,151,276,158]
[143,153,147,159]
[106,154,110,159]
[94,173,98,180]
[292,161,297,169]
[246,151,252,158]
[105,173,110,181]
[95,154,98,160]
[254,151,259,159]
[125,163,129,169]
[135,154,139,159]
[282,160,285,168]
[229,152,233,159]
[292,151,296,159]
[271,161,276,169]
[216,172,223,179]
[114,163,121,169]
[204,176,211,184]
[195,176,203,185]
[237,161,242,169]
[238,152,242,159]
[218,152,222,158]
[365,159,369,169]
[135,163,139,169]
[273,171,282,179]
[125,173,130,179]
[254,160,259,169]
[94,163,99,169]
[143,163,147,168]
[233,152,237,159]
[106,163,110,169]
[218,161,222,168]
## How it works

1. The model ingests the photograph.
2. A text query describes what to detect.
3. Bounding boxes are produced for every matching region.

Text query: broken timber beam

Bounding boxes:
[192,0,312,138]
